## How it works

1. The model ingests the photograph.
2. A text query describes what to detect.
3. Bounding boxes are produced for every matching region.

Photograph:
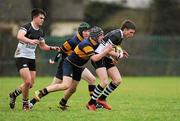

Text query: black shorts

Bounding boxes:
[15,57,36,71]
[63,59,84,81]
[55,58,64,80]
[91,57,115,70]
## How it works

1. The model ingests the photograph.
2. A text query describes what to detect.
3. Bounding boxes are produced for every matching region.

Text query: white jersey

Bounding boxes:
[14,22,45,59]
[95,29,123,54]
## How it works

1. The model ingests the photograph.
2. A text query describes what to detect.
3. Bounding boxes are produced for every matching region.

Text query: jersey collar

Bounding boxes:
[77,33,84,42]
[31,22,40,30]
[120,29,124,39]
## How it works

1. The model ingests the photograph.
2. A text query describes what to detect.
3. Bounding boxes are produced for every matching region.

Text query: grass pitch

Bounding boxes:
[0,77,180,121]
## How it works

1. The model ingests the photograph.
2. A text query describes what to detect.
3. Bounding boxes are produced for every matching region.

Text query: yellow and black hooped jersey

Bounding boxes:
[61,33,84,56]
[67,38,99,67]
[54,33,84,62]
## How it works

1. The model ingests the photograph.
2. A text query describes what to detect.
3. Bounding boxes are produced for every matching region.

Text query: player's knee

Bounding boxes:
[29,84,33,88]
[91,76,96,83]
[63,83,71,90]
[113,79,122,85]
[88,76,96,85]
[101,80,109,87]
[51,77,62,85]
[69,87,77,93]
[24,81,31,87]
[29,81,35,88]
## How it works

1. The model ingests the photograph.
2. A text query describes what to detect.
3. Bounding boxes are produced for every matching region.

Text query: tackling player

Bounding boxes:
[29,22,98,110]
[30,26,113,109]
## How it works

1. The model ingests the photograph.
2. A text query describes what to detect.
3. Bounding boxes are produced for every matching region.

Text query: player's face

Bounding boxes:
[82,30,90,39]
[34,14,45,27]
[97,33,104,43]
[124,29,135,38]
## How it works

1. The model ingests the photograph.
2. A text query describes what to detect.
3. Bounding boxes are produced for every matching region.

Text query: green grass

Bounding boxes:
[0,77,180,121]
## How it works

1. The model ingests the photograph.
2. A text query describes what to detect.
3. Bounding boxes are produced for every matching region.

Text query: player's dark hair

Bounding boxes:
[31,8,46,20]
[121,20,136,31]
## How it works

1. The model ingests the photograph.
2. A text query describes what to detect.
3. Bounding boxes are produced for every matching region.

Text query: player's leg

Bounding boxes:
[50,60,64,85]
[59,80,79,110]
[87,67,109,111]
[51,77,62,85]
[30,59,73,108]
[19,68,32,110]
[9,83,23,109]
[97,66,121,110]
[29,71,36,88]
[28,71,38,108]
[30,61,63,107]
[59,64,83,110]
[30,77,68,108]
[9,58,32,110]
[31,76,72,103]
[97,58,121,110]
[81,68,96,97]
[45,59,75,93]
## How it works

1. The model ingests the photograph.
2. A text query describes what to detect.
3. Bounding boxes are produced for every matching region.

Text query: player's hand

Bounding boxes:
[50,46,61,51]
[123,50,129,58]
[29,39,39,45]
[111,59,118,64]
[104,44,113,53]
[49,59,56,64]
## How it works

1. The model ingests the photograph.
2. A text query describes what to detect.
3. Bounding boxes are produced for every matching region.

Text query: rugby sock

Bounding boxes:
[11,88,22,97]
[89,84,104,105]
[99,82,118,100]
[38,88,48,98]
[22,99,29,105]
[23,99,29,109]
[30,88,48,105]
[88,85,96,97]
[30,98,37,105]
[59,98,67,106]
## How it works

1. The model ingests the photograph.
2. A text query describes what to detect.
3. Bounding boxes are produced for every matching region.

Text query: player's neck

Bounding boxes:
[31,21,40,30]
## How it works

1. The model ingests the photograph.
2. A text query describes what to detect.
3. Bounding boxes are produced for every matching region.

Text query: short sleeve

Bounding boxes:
[82,46,95,57]
[19,23,31,33]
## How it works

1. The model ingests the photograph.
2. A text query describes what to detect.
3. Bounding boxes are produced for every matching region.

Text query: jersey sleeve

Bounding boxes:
[62,40,72,51]
[82,45,95,57]
[19,23,31,34]
[108,34,122,45]
[106,30,122,45]
[54,52,62,62]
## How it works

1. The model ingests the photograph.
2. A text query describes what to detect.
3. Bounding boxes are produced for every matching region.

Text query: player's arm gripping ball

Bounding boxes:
[115,45,129,59]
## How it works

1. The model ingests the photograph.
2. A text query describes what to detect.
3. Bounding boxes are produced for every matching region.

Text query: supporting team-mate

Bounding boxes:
[9,8,59,111]
[30,26,111,109]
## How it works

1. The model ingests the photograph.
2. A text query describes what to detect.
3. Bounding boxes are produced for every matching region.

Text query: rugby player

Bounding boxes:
[9,8,59,110]
[87,20,136,111]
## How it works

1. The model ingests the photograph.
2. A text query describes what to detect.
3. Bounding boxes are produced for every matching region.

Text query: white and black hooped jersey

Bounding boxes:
[14,22,45,59]
[95,29,123,54]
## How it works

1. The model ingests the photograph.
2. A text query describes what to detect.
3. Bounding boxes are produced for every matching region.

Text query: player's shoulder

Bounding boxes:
[109,29,121,37]
[20,22,31,31]
[78,38,90,47]
[67,34,77,43]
